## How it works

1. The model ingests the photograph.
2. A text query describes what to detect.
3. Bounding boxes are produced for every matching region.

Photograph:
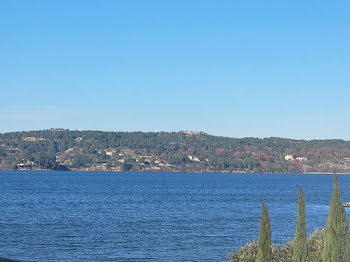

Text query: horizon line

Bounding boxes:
[1,128,349,142]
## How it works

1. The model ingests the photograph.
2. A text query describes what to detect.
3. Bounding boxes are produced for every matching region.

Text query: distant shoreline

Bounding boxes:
[0,258,21,262]
[1,169,349,175]
[2,130,350,174]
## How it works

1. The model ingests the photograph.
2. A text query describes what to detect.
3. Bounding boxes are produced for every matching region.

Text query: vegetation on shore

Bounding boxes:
[292,187,307,262]
[1,129,350,173]
[229,174,350,262]
[256,201,272,262]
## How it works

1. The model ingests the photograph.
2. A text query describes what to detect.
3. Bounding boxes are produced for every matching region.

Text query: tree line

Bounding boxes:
[1,130,350,173]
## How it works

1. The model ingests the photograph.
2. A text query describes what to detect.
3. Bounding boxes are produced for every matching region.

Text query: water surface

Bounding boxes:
[1,171,350,261]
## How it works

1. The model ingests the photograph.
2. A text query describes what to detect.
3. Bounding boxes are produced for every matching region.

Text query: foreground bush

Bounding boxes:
[228,229,324,262]
[229,174,350,261]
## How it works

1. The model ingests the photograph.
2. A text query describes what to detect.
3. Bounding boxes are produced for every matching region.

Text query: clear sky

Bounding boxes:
[1,1,349,139]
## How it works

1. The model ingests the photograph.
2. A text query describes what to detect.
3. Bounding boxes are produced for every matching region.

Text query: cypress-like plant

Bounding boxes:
[292,187,307,262]
[344,234,350,261]
[323,174,350,262]
[256,200,272,262]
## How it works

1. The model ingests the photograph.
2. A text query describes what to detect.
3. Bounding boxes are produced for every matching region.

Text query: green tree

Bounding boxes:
[323,174,350,262]
[292,187,307,262]
[256,200,272,262]
[34,152,59,170]
[121,160,132,171]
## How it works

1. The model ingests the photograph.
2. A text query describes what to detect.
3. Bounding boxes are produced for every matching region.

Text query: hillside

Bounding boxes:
[1,129,350,173]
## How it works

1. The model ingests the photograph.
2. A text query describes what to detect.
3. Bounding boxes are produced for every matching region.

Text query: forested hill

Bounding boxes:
[1,129,350,173]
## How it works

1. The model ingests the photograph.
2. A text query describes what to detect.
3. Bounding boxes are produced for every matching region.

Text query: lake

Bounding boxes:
[1,171,350,261]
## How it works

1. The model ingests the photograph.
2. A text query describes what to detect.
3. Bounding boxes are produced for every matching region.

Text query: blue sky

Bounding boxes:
[1,1,349,139]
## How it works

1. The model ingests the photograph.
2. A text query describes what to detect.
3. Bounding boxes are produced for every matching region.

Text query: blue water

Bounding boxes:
[1,171,350,262]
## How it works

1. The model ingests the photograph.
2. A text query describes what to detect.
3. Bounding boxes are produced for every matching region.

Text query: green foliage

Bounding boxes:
[307,228,324,262]
[230,175,350,262]
[323,174,350,262]
[292,187,307,262]
[256,201,272,262]
[71,154,92,168]
[1,129,350,172]
[229,241,257,262]
[272,241,294,262]
[229,229,324,262]
[121,160,132,171]
[228,240,293,262]
[33,153,60,170]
